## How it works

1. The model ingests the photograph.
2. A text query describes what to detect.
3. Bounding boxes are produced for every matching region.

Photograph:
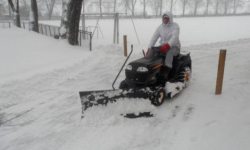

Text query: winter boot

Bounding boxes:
[162,66,171,80]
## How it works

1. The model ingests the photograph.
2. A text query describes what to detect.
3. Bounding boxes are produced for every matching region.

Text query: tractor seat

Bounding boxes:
[177,51,190,60]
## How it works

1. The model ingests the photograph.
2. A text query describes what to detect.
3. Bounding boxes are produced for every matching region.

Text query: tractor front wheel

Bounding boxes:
[151,88,166,106]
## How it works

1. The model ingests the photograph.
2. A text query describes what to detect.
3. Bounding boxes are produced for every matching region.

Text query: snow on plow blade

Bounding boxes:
[79,88,163,119]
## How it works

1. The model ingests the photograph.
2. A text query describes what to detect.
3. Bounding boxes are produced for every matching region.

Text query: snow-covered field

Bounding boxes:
[41,15,250,47]
[1,16,250,150]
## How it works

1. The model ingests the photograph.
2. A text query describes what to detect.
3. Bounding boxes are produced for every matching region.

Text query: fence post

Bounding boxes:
[123,35,128,57]
[53,27,56,37]
[90,33,92,51]
[40,24,43,34]
[48,26,52,37]
[9,22,11,28]
[80,32,82,46]
[215,49,227,95]
[44,25,48,36]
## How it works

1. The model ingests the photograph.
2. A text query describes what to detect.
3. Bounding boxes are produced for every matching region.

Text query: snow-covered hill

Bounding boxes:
[1,19,250,150]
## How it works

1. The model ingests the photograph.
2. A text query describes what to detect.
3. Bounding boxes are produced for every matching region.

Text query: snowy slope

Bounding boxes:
[0,27,91,84]
[1,19,250,150]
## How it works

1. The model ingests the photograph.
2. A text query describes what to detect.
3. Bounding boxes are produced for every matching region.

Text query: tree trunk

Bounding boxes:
[233,0,236,15]
[132,0,134,16]
[30,0,39,33]
[170,0,173,13]
[215,0,219,15]
[99,0,102,18]
[82,0,85,13]
[16,0,21,27]
[206,0,209,15]
[143,0,146,18]
[159,0,162,16]
[68,0,83,45]
[8,0,21,27]
[224,0,227,15]
[59,0,70,39]
[114,0,116,12]
[182,0,186,16]
[194,0,198,15]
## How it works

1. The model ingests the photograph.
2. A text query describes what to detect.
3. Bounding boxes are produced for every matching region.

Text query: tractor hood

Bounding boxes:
[128,57,162,71]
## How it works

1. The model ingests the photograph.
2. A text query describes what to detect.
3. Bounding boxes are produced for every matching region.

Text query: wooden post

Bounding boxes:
[123,35,127,57]
[23,22,25,29]
[215,49,227,95]
[9,22,11,28]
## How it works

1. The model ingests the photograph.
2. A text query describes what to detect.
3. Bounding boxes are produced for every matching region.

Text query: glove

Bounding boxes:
[146,48,150,56]
[160,43,170,53]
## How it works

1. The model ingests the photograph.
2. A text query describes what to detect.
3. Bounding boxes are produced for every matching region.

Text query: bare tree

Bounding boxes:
[39,0,59,20]
[193,0,204,15]
[140,0,150,18]
[82,0,89,13]
[150,0,160,16]
[59,0,70,39]
[94,0,103,18]
[223,0,231,15]
[215,0,223,15]
[204,0,212,15]
[59,0,83,45]
[232,0,244,14]
[30,0,39,32]
[159,0,163,16]
[19,0,29,18]
[118,0,128,16]
[180,0,189,16]
[168,0,177,13]
[125,0,137,16]
[113,0,117,12]
[67,0,83,45]
[8,0,21,27]
[215,0,222,14]
[103,0,114,12]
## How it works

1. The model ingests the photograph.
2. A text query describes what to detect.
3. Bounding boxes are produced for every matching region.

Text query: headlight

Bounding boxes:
[137,67,148,72]
[126,65,132,70]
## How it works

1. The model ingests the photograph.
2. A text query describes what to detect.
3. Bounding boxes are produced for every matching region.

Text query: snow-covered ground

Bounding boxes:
[1,16,250,150]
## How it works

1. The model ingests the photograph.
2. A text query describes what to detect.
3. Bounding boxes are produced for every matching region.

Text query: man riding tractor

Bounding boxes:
[147,11,181,79]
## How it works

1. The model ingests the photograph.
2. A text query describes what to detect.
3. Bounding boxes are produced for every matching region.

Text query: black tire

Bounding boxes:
[119,80,128,90]
[151,88,166,106]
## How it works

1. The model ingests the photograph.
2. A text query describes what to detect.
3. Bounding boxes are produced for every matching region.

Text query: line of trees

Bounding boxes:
[7,0,83,46]
[8,0,38,32]
[83,0,247,17]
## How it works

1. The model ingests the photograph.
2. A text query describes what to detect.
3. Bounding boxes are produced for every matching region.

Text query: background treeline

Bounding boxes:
[0,0,250,20]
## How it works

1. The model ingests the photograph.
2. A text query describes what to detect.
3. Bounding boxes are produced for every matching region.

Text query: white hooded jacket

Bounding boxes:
[148,12,181,49]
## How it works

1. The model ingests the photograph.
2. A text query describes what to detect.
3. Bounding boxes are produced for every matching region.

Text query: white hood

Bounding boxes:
[162,12,173,24]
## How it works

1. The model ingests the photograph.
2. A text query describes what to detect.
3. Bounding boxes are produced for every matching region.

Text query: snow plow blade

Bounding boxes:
[79,88,164,119]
